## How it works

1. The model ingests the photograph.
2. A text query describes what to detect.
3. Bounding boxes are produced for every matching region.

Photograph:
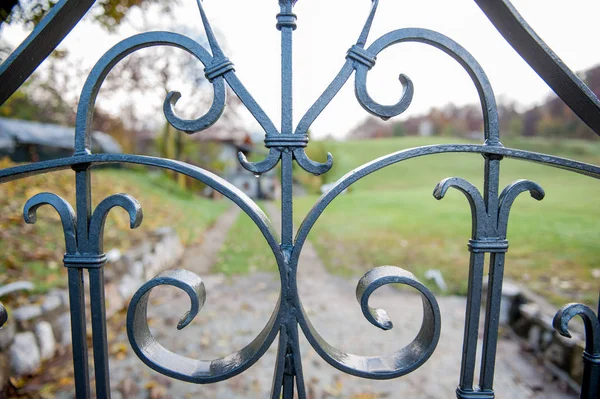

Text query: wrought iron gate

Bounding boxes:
[0,0,599,397]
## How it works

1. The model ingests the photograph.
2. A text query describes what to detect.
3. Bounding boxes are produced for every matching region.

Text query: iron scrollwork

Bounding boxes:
[553,302,600,398]
[434,178,545,398]
[24,191,142,397]
[127,268,281,383]
[295,265,442,379]
[0,0,597,397]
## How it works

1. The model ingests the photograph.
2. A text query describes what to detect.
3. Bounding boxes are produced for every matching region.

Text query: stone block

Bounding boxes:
[527,324,542,352]
[53,313,72,348]
[35,321,56,361]
[13,305,42,322]
[130,261,144,280]
[118,274,143,301]
[13,305,42,330]
[544,338,570,370]
[519,302,540,320]
[41,294,63,313]
[569,341,585,385]
[105,283,125,319]
[0,320,15,351]
[9,332,40,376]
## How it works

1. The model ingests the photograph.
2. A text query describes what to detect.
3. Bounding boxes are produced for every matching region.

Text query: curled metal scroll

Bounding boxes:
[434,177,545,239]
[295,0,413,136]
[297,266,440,378]
[127,268,281,383]
[23,192,144,254]
[75,1,279,157]
[15,154,284,386]
[293,148,334,176]
[237,148,282,175]
[75,31,224,155]
[238,144,334,176]
[295,0,386,135]
[88,194,143,252]
[497,180,544,237]
[296,9,497,146]
[23,193,77,253]
[433,177,486,236]
[554,303,600,354]
[553,302,600,398]
[365,28,500,145]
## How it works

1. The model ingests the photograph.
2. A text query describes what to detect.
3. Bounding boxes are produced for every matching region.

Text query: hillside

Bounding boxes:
[294,136,600,307]
[348,64,600,141]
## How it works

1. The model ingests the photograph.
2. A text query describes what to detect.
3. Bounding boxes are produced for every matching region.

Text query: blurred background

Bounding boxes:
[0,0,598,397]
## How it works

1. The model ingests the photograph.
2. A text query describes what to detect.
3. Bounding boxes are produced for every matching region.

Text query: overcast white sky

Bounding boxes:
[4,0,600,138]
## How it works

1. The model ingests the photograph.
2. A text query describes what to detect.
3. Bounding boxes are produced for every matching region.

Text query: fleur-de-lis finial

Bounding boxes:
[279,0,297,13]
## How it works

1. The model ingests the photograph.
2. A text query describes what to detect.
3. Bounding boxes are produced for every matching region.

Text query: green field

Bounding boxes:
[291,137,600,307]
[213,205,278,276]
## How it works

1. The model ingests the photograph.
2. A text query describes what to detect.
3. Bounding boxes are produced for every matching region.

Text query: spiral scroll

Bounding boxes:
[553,302,600,398]
[23,193,78,253]
[297,266,441,379]
[127,269,281,383]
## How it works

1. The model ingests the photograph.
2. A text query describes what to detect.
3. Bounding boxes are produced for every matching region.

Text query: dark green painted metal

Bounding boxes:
[0,0,598,398]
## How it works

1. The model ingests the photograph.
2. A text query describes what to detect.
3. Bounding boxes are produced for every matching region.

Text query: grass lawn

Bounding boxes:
[212,204,278,276]
[292,136,600,307]
[0,162,229,294]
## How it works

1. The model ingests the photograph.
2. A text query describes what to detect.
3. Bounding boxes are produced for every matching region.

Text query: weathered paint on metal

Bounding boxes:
[0,0,598,398]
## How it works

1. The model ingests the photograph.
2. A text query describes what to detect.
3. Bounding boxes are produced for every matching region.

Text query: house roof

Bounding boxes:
[0,118,122,153]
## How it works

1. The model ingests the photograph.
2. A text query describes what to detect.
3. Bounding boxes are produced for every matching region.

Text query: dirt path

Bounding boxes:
[178,205,240,275]
[57,202,574,398]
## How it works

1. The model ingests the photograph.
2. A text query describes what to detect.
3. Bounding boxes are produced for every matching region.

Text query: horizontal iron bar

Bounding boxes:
[0,146,598,186]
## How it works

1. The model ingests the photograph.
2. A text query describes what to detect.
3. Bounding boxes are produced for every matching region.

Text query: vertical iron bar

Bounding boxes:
[477,154,502,395]
[482,157,500,215]
[270,326,288,399]
[89,267,111,398]
[276,3,297,392]
[67,267,91,399]
[280,2,294,137]
[479,253,505,391]
[282,373,294,399]
[457,252,485,394]
[281,151,294,246]
[581,358,599,399]
[75,166,92,251]
[74,165,93,396]
[278,0,296,248]
[289,323,307,399]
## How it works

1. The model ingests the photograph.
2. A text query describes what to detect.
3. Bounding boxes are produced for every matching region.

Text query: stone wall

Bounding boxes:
[0,227,183,385]
[496,281,586,391]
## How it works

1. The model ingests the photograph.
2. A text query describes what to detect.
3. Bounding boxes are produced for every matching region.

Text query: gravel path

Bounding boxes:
[84,203,574,398]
